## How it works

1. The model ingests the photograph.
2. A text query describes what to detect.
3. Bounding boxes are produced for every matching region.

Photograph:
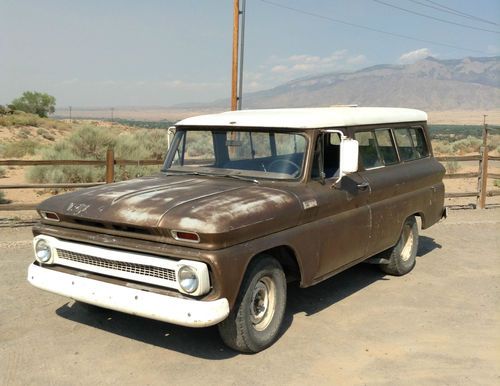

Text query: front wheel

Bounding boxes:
[218,256,287,353]
[379,216,419,276]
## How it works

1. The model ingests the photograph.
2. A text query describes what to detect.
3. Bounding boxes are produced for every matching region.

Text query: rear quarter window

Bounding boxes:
[394,127,428,161]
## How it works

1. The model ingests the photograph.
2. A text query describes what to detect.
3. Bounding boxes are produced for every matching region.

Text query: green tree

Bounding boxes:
[10,91,56,118]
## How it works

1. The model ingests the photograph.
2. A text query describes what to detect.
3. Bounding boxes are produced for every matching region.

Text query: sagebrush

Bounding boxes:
[0,140,39,158]
[28,126,169,184]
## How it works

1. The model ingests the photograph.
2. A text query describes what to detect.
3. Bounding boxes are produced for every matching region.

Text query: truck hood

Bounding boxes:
[37,174,303,248]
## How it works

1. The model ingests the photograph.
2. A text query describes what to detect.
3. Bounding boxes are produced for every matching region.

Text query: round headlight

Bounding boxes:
[35,239,52,263]
[178,266,199,294]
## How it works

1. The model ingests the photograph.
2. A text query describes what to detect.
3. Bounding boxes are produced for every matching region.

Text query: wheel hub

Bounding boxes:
[249,276,276,331]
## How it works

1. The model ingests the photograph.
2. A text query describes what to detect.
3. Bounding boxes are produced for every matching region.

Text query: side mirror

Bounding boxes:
[340,138,359,175]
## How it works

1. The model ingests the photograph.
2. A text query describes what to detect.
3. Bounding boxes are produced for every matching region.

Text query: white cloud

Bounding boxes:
[267,50,367,77]
[271,65,288,73]
[240,50,369,94]
[398,48,433,64]
[242,50,368,93]
[347,55,367,65]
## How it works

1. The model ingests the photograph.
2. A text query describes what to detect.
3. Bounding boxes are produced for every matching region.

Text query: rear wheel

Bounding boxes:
[379,216,419,276]
[218,256,286,353]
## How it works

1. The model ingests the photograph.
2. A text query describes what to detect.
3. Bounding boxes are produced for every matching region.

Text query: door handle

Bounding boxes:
[357,181,370,190]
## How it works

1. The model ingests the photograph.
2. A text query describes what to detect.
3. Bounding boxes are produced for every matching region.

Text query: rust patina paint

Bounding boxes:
[33,120,445,308]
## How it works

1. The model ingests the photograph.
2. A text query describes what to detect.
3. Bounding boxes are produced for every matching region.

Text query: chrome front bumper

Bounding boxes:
[27,263,229,327]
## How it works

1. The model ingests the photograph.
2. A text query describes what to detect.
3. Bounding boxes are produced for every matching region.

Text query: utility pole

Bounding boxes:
[69,106,72,123]
[111,107,114,123]
[237,0,246,110]
[231,0,240,111]
[231,0,246,111]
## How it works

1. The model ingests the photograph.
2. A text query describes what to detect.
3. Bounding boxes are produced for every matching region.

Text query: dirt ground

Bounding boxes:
[0,209,499,385]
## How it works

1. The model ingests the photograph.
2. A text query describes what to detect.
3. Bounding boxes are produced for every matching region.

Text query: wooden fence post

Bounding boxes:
[478,121,489,209]
[106,148,115,183]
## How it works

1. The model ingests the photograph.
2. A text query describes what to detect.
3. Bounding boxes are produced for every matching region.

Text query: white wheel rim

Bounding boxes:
[400,225,414,262]
[250,276,276,331]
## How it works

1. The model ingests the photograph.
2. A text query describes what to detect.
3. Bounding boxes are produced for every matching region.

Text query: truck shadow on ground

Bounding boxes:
[55,235,441,359]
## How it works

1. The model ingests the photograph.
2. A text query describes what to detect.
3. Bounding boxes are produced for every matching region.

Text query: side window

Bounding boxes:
[394,128,415,161]
[374,129,398,165]
[324,133,340,178]
[394,128,428,161]
[311,133,341,179]
[354,131,383,169]
[409,127,429,158]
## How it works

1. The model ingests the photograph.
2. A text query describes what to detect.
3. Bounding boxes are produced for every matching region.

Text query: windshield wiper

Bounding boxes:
[164,170,259,184]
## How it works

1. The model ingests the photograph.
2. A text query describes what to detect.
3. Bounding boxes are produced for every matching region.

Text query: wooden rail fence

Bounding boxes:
[0,149,499,211]
[0,149,163,211]
[436,154,500,207]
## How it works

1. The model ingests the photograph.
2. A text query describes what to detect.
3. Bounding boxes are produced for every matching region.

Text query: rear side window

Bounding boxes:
[410,127,429,158]
[394,127,428,161]
[374,129,398,165]
[355,131,383,169]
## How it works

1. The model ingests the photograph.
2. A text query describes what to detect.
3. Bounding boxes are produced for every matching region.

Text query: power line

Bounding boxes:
[409,0,499,26]
[373,0,500,34]
[257,0,488,54]
[422,0,499,26]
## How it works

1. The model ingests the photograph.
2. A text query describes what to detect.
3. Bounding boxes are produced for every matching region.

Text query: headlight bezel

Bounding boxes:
[33,236,54,264]
[178,265,199,294]
[176,260,210,296]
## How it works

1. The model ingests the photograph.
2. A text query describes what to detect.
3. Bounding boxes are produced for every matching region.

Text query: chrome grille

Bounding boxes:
[56,248,176,282]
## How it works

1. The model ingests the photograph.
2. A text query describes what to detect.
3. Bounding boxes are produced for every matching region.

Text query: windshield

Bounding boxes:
[162,128,308,180]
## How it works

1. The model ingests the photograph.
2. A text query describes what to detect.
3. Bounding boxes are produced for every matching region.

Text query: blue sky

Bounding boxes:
[1,0,498,107]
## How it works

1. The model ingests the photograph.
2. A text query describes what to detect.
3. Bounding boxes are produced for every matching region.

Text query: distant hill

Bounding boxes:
[239,56,500,110]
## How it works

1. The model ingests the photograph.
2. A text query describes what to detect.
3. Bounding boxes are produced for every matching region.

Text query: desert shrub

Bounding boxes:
[28,127,169,184]
[445,161,461,174]
[112,129,168,180]
[68,125,117,159]
[36,127,55,141]
[17,127,32,139]
[42,132,55,141]
[0,140,38,158]
[432,141,452,155]
[494,179,500,188]
[27,147,105,184]
[450,136,482,154]
[36,128,47,136]
[0,166,6,178]
[0,111,42,127]
[26,126,115,184]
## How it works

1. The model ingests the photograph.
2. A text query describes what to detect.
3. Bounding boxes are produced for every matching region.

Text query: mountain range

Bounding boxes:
[236,56,499,111]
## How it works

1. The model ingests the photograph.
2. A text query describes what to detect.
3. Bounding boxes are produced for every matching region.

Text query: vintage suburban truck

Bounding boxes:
[28,107,445,353]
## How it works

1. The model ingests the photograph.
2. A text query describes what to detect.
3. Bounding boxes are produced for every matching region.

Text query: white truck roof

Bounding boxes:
[176,107,427,129]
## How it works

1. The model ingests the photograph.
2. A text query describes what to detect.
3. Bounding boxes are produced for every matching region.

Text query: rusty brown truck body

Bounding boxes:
[28,107,445,352]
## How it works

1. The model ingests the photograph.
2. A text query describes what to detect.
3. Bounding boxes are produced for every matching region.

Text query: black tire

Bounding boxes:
[379,216,419,276]
[218,256,287,353]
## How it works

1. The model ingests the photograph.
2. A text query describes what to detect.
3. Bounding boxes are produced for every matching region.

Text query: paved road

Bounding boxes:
[1,209,499,386]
